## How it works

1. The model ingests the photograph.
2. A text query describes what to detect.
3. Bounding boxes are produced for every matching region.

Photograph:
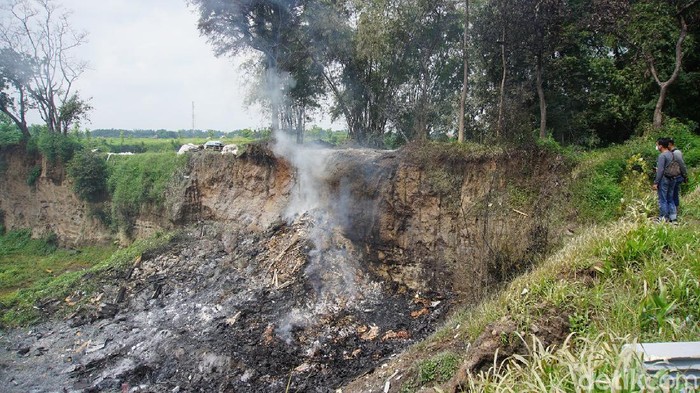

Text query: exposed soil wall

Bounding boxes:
[0,147,111,245]
[1,144,568,299]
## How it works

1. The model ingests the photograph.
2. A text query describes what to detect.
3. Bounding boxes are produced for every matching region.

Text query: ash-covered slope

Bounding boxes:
[0,217,449,392]
[0,142,569,392]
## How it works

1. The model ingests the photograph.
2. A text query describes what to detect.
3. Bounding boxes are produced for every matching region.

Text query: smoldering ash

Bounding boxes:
[267,69,367,343]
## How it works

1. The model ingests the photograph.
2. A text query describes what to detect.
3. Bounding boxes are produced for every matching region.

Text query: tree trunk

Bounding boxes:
[458,0,469,144]
[650,16,687,130]
[296,106,304,144]
[1,107,30,138]
[497,26,506,140]
[653,85,668,129]
[536,53,547,139]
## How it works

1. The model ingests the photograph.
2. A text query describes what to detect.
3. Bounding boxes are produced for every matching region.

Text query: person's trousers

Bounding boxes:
[658,176,677,221]
[672,176,684,208]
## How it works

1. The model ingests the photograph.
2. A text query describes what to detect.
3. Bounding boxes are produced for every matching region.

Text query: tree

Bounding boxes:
[191,0,310,136]
[319,0,461,145]
[0,0,90,135]
[458,0,469,144]
[0,47,33,138]
[388,0,462,142]
[626,0,700,129]
[596,0,700,130]
[521,0,567,139]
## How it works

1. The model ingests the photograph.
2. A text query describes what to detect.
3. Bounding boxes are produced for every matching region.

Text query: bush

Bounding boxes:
[35,130,82,164]
[107,153,187,233]
[571,136,657,222]
[67,151,108,202]
[0,115,23,147]
[26,165,41,186]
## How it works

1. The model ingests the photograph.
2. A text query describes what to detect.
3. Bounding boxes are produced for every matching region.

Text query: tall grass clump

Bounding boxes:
[107,153,187,233]
[465,333,699,392]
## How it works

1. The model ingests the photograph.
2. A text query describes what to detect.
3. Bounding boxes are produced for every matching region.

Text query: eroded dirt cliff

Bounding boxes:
[0,143,570,392]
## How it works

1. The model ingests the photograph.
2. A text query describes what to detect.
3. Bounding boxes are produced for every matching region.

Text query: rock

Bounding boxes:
[16,346,30,355]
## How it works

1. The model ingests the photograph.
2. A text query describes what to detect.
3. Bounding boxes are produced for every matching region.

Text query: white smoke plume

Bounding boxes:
[263,68,368,342]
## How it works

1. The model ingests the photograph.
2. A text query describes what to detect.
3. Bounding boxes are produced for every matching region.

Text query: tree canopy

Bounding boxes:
[0,0,90,138]
[188,0,700,147]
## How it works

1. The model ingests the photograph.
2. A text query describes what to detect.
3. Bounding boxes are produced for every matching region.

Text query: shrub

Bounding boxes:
[35,130,82,164]
[0,115,23,147]
[26,165,41,186]
[67,151,108,202]
[107,153,187,233]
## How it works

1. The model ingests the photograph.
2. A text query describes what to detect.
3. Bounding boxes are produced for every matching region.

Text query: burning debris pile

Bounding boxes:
[0,126,564,391]
[0,214,450,392]
[0,131,453,391]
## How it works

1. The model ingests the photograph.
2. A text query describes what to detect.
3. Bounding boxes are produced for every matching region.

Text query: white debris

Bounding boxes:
[177,143,201,155]
[221,144,239,155]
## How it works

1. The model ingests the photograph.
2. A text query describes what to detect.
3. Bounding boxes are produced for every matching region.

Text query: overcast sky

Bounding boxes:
[41,0,331,132]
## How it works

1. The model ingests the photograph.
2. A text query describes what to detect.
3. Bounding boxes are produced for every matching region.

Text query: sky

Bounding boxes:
[31,0,333,132]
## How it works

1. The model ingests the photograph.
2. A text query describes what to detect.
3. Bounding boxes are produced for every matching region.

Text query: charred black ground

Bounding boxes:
[0,215,450,392]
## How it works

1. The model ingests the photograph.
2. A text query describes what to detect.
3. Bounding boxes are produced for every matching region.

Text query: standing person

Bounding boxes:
[668,138,689,212]
[653,138,687,223]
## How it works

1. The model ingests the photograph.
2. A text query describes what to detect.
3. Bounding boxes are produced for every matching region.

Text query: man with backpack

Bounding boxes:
[668,139,688,211]
[653,138,688,223]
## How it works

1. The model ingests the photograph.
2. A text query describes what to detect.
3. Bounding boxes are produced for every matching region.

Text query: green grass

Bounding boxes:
[570,121,700,224]
[0,230,177,327]
[107,152,188,233]
[0,230,115,326]
[85,136,256,153]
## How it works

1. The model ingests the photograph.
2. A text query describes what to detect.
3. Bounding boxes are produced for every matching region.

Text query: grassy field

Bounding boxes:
[0,231,177,327]
[84,136,256,153]
[0,230,117,326]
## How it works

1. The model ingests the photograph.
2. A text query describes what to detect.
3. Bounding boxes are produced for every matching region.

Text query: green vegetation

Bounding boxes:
[0,230,177,327]
[35,129,82,164]
[0,230,114,326]
[570,120,699,223]
[400,185,700,391]
[25,164,41,186]
[0,114,23,147]
[66,150,108,202]
[107,153,187,233]
[454,205,700,391]
[401,352,460,392]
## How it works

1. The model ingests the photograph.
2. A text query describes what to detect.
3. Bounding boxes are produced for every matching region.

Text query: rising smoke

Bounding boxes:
[265,68,371,343]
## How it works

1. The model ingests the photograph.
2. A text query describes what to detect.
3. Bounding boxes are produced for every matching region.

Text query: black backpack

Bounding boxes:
[664,151,681,178]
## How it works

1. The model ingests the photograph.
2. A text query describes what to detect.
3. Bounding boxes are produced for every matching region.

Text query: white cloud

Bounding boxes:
[52,0,263,131]
[21,0,341,131]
